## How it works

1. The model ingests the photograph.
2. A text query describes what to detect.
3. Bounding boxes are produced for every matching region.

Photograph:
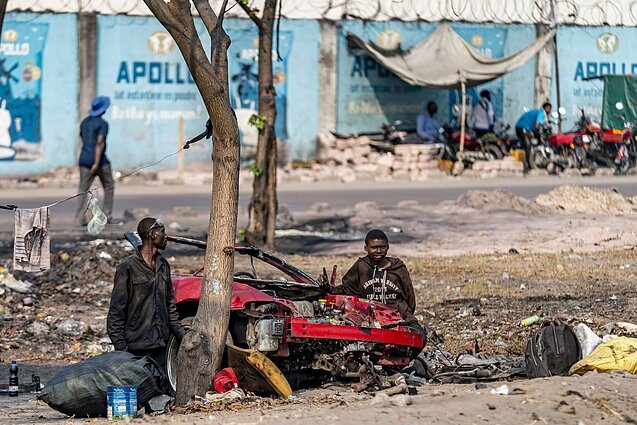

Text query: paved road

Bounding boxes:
[1,175,636,224]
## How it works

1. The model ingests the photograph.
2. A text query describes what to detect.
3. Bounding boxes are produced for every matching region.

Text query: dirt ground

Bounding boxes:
[2,185,637,423]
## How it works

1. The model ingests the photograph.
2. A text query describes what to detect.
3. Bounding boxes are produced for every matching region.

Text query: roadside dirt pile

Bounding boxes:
[445,189,544,214]
[536,185,637,215]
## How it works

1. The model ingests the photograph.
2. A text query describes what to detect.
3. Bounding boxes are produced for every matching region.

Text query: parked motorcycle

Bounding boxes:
[586,102,636,174]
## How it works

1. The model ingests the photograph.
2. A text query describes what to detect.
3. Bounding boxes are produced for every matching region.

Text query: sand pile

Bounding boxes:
[536,185,637,215]
[449,189,544,214]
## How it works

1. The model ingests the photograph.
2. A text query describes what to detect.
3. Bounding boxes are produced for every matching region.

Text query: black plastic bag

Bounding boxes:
[38,351,166,417]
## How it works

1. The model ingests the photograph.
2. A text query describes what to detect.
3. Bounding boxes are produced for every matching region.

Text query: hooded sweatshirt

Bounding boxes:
[331,256,417,324]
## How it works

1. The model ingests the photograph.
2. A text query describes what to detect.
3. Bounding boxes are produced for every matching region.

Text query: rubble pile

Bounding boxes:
[0,241,131,362]
[536,185,637,215]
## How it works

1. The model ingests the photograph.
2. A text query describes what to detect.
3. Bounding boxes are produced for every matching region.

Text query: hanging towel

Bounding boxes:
[14,207,50,272]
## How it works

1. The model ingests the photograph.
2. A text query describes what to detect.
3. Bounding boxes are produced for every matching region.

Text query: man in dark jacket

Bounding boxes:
[107,217,186,371]
[319,229,424,334]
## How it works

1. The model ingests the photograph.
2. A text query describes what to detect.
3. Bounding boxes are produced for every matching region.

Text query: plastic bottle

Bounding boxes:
[9,360,18,397]
[521,315,540,326]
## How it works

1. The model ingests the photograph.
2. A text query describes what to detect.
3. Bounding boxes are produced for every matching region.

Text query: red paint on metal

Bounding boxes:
[288,319,423,349]
[172,276,275,308]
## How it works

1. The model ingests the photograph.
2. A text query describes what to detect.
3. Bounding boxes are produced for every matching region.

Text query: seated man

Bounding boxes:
[319,229,425,335]
[416,101,445,143]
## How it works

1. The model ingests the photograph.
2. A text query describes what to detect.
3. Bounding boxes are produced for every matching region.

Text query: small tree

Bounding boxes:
[238,0,279,250]
[142,0,240,404]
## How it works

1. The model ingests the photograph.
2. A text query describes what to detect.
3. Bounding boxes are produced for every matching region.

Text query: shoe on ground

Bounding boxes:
[107,218,125,226]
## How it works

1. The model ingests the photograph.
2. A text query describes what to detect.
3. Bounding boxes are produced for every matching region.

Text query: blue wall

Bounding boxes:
[336,21,537,134]
[0,13,78,175]
[3,14,637,176]
[557,26,637,128]
[97,16,319,169]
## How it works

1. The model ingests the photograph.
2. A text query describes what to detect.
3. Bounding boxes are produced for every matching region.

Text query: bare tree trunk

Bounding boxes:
[143,0,240,405]
[243,0,278,250]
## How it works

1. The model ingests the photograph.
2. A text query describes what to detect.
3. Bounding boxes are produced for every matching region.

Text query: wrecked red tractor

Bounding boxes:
[165,236,423,391]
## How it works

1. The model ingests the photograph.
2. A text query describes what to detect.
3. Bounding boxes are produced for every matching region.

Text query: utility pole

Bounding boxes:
[550,0,563,132]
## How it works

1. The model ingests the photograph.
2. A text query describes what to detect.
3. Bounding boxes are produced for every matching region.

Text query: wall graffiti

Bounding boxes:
[0,22,48,161]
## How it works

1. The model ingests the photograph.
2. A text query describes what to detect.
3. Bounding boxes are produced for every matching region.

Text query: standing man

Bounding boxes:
[416,101,445,143]
[318,229,425,336]
[469,90,496,138]
[515,102,552,170]
[76,96,120,225]
[107,218,186,372]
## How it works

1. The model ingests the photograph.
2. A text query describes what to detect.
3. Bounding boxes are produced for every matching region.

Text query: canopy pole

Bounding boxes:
[459,80,467,156]
[453,79,467,176]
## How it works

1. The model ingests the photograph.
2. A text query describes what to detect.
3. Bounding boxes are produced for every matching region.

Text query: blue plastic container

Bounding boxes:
[106,386,137,419]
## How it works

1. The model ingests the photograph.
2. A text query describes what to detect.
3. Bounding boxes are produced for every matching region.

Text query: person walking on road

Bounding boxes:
[76,96,120,225]
[107,218,186,372]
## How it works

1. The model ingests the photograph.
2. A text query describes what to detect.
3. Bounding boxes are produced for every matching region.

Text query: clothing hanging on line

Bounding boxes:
[13,207,51,272]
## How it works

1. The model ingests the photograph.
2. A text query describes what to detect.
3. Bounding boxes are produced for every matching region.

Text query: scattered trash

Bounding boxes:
[525,323,580,378]
[56,319,86,337]
[570,337,637,375]
[202,388,246,403]
[521,315,540,326]
[0,273,32,294]
[107,386,137,420]
[490,384,509,395]
[26,321,49,337]
[369,392,412,407]
[98,251,112,260]
[38,351,165,418]
[22,297,33,307]
[147,394,172,414]
[213,368,239,393]
[573,323,603,358]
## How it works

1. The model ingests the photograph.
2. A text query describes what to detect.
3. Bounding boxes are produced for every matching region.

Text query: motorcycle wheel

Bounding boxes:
[617,155,630,175]
[485,144,503,160]
[528,148,543,169]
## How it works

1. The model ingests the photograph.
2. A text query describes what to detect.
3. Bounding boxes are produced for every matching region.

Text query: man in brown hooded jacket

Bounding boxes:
[319,229,424,334]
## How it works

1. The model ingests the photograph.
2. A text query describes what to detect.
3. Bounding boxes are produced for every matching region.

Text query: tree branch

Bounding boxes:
[193,0,219,35]
[236,0,263,29]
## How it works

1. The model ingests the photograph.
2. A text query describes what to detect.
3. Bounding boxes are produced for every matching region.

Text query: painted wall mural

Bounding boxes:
[0,22,48,161]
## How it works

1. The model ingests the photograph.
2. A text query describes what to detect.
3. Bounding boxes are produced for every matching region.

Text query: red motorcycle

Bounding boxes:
[547,109,597,172]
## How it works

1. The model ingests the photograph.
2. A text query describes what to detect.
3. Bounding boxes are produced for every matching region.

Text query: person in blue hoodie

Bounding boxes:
[515,102,552,170]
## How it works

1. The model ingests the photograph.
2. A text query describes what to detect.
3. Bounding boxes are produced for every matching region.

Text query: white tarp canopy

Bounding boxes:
[347,23,556,89]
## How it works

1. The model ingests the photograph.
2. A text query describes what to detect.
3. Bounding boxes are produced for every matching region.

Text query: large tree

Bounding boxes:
[142,0,240,404]
[238,0,279,250]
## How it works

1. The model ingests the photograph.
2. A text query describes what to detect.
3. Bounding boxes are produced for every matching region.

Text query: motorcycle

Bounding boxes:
[587,102,636,174]
[547,109,597,172]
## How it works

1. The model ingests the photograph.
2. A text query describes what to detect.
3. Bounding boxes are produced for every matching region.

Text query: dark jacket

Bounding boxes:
[107,250,185,351]
[331,256,417,324]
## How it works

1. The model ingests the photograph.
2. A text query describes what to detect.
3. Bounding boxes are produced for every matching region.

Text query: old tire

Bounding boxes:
[166,317,233,392]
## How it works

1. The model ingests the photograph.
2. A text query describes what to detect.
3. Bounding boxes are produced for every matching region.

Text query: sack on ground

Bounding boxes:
[525,322,581,378]
[569,336,637,375]
[38,351,166,417]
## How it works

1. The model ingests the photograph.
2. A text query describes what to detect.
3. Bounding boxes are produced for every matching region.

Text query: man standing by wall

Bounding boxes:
[75,96,120,225]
